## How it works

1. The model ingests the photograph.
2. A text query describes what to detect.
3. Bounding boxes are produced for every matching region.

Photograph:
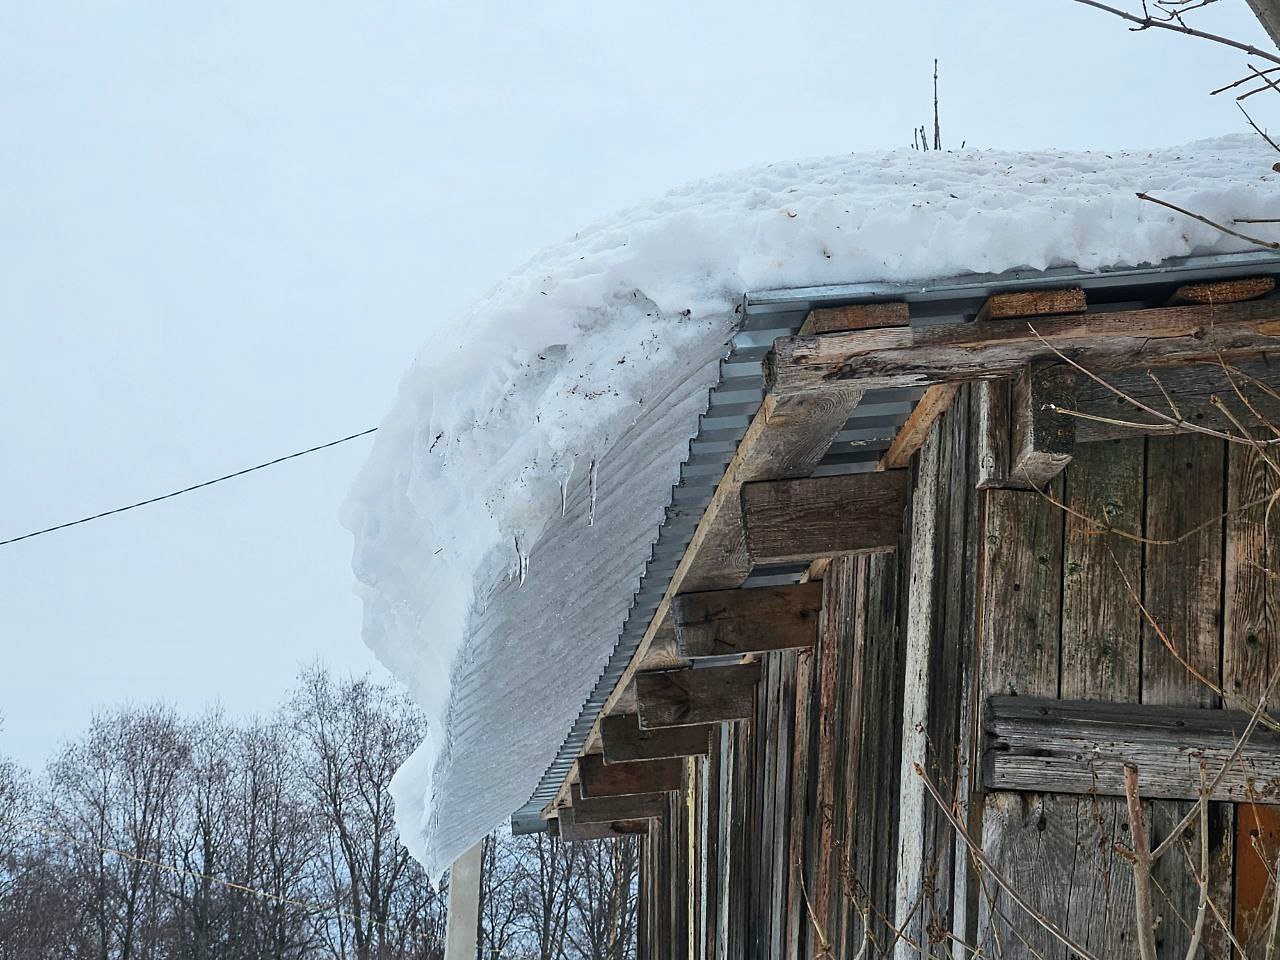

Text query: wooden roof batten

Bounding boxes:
[514,253,1280,834]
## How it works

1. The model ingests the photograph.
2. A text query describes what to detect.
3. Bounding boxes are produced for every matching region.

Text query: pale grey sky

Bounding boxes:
[0,0,1271,768]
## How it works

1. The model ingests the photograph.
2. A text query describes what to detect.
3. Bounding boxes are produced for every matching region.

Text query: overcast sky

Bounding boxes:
[0,0,1272,769]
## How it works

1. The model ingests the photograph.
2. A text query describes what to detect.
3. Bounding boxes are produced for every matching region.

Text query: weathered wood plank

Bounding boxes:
[569,782,667,823]
[1061,438,1143,701]
[1171,275,1274,304]
[879,382,959,470]
[784,648,815,960]
[974,286,1087,322]
[600,712,715,764]
[976,378,1012,489]
[894,428,943,959]
[975,476,1064,958]
[800,300,910,335]
[766,298,1280,395]
[1009,362,1076,488]
[1225,442,1280,710]
[672,581,823,658]
[635,662,761,729]
[983,696,1280,801]
[741,471,908,566]
[1143,434,1232,960]
[812,555,858,955]
[1143,434,1223,709]
[557,804,652,840]
[578,753,683,799]
[978,486,1063,699]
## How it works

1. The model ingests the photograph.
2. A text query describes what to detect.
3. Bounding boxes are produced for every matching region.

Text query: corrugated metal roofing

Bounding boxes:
[510,249,1280,835]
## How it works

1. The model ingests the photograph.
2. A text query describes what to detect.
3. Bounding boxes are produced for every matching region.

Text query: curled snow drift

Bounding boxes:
[343,136,1278,876]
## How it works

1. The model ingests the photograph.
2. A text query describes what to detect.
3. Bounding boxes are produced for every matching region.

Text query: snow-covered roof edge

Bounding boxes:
[344,135,1280,876]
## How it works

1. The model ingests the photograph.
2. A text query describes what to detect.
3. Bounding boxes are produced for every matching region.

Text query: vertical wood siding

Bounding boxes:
[636,401,1279,959]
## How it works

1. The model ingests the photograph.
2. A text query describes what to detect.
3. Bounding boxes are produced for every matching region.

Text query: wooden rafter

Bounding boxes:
[556,804,651,841]
[543,379,868,815]
[600,712,715,763]
[766,299,1280,396]
[569,782,667,824]
[635,662,761,729]
[741,471,908,565]
[879,383,959,470]
[578,753,683,798]
[671,581,823,658]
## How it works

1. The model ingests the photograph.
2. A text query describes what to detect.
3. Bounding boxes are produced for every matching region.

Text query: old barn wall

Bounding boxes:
[637,384,1280,959]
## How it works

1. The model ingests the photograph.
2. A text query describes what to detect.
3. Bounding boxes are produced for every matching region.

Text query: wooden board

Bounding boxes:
[1171,275,1274,304]
[1009,362,1076,488]
[974,286,1087,322]
[556,804,652,840]
[569,782,668,823]
[578,753,683,798]
[983,696,1280,801]
[800,300,909,335]
[766,298,1280,396]
[879,382,959,470]
[672,581,823,658]
[635,662,762,729]
[600,712,715,763]
[741,471,908,565]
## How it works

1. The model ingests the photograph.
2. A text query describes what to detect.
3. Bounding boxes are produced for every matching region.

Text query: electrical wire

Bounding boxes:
[1,427,377,548]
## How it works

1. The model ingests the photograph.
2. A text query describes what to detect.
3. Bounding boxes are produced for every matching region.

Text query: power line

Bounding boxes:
[1,427,378,548]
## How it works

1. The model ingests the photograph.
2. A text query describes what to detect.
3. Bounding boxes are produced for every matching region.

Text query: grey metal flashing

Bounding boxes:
[509,250,1280,837]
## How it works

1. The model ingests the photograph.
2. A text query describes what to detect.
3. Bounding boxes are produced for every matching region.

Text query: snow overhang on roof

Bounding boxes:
[343,135,1280,876]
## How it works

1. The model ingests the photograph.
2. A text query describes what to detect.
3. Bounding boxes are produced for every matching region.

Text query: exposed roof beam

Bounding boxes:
[672,581,823,658]
[741,471,908,566]
[577,753,683,798]
[635,662,761,729]
[766,299,1280,396]
[568,782,667,824]
[600,712,715,763]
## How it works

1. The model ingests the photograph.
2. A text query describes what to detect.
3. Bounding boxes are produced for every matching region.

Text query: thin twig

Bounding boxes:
[1123,764,1159,960]
[1137,192,1280,250]
[1182,765,1210,960]
[1066,0,1280,63]
[1239,101,1280,153]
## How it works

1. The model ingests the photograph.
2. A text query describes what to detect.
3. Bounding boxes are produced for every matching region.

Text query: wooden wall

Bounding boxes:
[638,386,1280,959]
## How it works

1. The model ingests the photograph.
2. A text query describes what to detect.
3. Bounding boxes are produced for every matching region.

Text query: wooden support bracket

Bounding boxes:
[741,471,908,565]
[1009,362,1076,488]
[569,782,667,823]
[983,695,1280,802]
[635,662,761,729]
[556,804,651,841]
[577,753,683,798]
[600,712,715,763]
[879,383,960,470]
[1171,275,1275,305]
[800,301,909,335]
[672,580,823,658]
[974,286,1087,323]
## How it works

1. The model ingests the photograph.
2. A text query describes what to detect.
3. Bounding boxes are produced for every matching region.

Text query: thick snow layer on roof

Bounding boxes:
[343,135,1277,875]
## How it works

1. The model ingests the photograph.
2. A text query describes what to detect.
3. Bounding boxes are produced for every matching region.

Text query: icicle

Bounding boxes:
[587,458,598,527]
[514,534,529,586]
